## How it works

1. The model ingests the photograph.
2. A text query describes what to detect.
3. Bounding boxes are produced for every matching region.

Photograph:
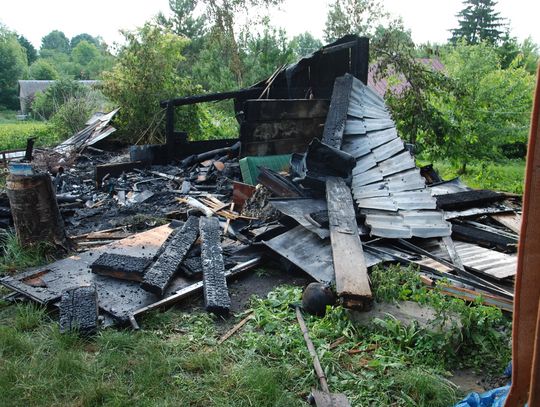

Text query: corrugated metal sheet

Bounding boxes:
[417,239,517,280]
[263,225,389,283]
[339,76,451,239]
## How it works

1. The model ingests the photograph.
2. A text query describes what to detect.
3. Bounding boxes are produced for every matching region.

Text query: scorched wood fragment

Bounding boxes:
[91,253,151,282]
[200,216,231,315]
[59,285,99,335]
[141,216,199,295]
[326,177,372,310]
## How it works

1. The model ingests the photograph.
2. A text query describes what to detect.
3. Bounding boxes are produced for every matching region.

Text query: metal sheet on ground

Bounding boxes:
[270,199,329,239]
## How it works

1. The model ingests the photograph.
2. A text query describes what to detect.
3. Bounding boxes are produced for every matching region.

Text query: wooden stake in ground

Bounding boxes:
[295,307,351,407]
[6,172,71,249]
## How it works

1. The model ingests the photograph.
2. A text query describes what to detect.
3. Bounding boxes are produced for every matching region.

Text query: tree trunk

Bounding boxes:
[6,173,71,250]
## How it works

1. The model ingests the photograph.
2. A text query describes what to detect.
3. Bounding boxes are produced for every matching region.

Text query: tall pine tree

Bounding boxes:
[450,0,504,45]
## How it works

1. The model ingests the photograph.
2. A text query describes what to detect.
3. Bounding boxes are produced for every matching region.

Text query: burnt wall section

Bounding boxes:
[142,216,199,295]
[200,216,230,315]
[240,99,329,156]
[59,285,99,335]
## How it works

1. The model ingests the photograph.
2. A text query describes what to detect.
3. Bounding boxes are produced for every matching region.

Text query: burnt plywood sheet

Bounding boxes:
[240,99,329,157]
[0,225,200,322]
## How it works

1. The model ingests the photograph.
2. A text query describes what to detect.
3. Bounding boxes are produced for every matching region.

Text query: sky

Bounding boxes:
[1,0,539,49]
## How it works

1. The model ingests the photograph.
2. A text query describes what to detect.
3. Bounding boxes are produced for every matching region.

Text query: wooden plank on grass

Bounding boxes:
[326,177,371,310]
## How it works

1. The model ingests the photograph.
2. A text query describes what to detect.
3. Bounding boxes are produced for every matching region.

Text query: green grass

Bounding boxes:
[0,264,511,406]
[430,159,526,194]
[0,232,55,275]
[0,122,60,151]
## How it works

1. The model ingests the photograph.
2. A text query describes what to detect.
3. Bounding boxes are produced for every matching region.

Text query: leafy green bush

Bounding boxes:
[102,24,205,144]
[0,121,57,151]
[49,90,109,140]
[31,79,91,120]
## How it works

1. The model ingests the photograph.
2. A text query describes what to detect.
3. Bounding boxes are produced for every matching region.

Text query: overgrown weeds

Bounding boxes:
[0,264,511,406]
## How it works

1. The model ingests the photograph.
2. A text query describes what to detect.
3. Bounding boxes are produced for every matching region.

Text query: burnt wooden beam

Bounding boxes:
[326,177,372,310]
[451,223,517,253]
[59,285,99,335]
[142,216,200,295]
[200,216,230,315]
[160,87,264,108]
[91,253,151,282]
[435,189,506,210]
[321,74,354,149]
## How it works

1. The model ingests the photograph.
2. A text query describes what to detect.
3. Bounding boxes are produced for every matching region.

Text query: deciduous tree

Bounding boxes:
[101,24,202,142]
[41,30,70,54]
[0,26,28,109]
[324,0,388,42]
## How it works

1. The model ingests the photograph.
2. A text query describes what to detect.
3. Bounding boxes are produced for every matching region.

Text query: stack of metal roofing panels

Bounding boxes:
[340,76,452,238]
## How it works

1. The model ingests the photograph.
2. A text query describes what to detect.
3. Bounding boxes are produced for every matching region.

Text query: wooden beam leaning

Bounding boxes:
[325,177,372,310]
[505,64,540,407]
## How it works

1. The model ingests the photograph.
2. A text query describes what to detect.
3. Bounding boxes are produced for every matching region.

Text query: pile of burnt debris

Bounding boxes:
[0,36,519,335]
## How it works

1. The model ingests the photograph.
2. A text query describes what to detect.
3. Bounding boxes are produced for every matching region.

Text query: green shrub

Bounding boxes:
[49,90,109,140]
[31,79,92,120]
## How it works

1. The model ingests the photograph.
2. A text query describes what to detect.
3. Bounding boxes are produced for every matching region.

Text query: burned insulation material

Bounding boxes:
[200,216,231,315]
[59,285,99,335]
[90,253,151,282]
[142,216,199,295]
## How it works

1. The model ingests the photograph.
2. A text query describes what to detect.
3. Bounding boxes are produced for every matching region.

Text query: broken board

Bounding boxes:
[142,216,199,295]
[326,177,372,310]
[200,216,231,315]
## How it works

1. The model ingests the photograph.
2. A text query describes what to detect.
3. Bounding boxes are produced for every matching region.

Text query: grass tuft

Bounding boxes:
[0,231,55,275]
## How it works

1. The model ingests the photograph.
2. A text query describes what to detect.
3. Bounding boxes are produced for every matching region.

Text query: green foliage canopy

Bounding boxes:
[28,59,60,80]
[419,42,535,168]
[17,35,37,64]
[101,24,203,143]
[40,30,70,54]
[0,26,28,109]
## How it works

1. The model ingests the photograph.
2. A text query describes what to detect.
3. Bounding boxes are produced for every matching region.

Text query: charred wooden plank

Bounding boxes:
[321,75,354,149]
[452,223,517,253]
[200,216,230,315]
[90,253,151,282]
[59,285,99,335]
[436,189,506,210]
[326,177,372,310]
[141,216,199,295]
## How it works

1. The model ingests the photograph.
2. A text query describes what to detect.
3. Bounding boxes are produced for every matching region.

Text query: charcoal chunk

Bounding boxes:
[91,253,150,282]
[59,285,99,335]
